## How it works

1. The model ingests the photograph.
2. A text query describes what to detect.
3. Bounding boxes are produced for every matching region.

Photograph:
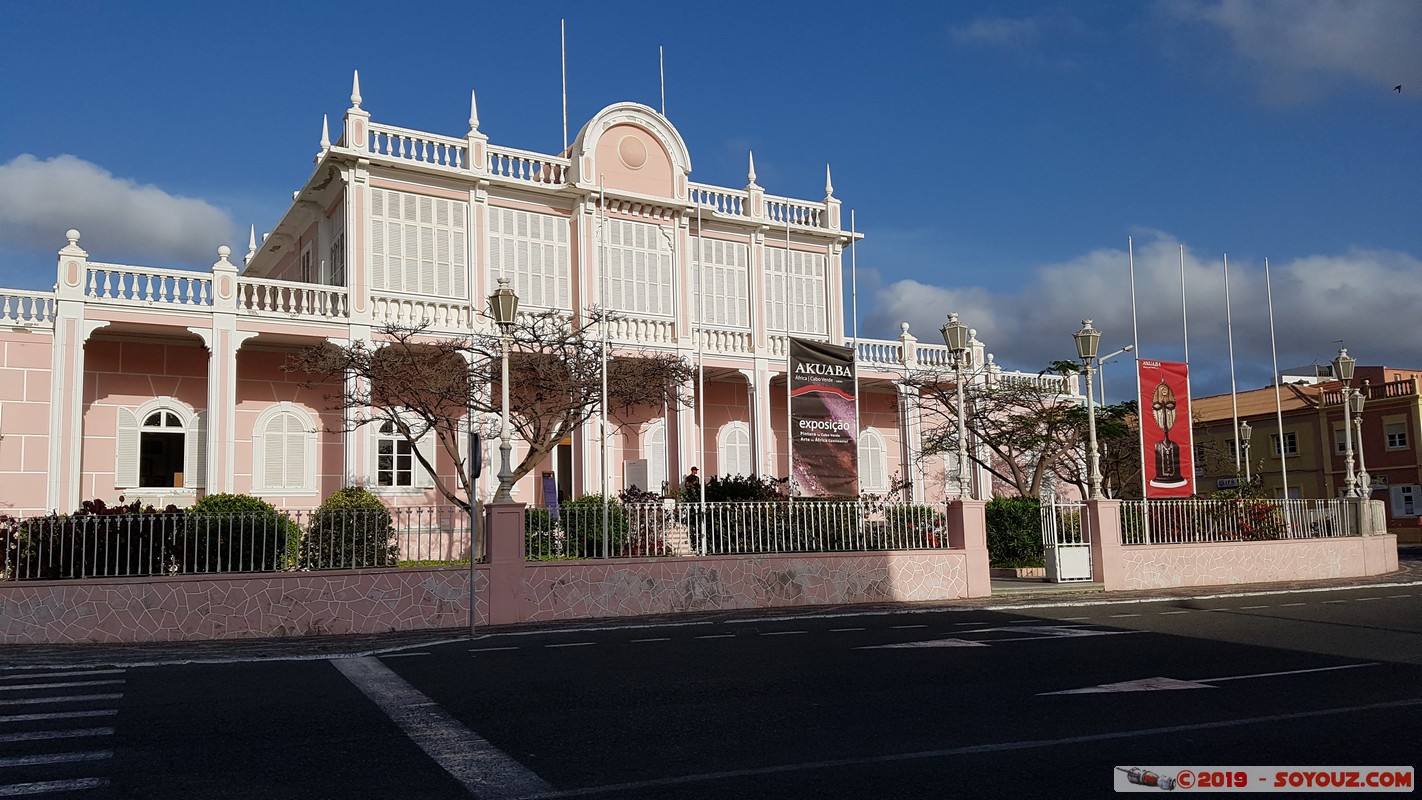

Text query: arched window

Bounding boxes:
[372,417,435,489]
[254,403,317,493]
[858,428,888,493]
[717,421,752,478]
[115,399,206,490]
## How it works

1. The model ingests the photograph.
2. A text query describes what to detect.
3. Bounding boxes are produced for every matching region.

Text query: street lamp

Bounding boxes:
[488,276,519,503]
[941,312,972,499]
[1074,319,1104,500]
[1332,347,1358,497]
[1352,380,1369,494]
[1239,420,1253,483]
[1096,344,1134,408]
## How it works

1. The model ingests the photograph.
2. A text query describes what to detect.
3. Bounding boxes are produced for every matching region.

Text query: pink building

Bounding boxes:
[0,75,1056,518]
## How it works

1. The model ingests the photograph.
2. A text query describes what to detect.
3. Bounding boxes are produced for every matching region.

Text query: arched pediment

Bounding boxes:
[569,103,692,200]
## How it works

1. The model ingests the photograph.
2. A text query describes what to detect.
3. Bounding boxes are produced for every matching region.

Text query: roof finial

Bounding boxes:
[824,163,834,198]
[747,151,759,189]
[468,88,480,133]
[350,69,362,109]
[320,114,331,150]
[246,225,257,265]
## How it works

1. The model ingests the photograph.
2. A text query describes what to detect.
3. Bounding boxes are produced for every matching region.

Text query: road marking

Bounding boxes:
[694,634,735,640]
[1041,662,1378,695]
[0,751,111,768]
[1238,605,1269,609]
[0,694,123,708]
[544,642,594,648]
[512,697,1422,798]
[0,710,117,724]
[891,624,927,629]
[859,639,990,649]
[1109,614,1141,618]
[1281,603,1306,607]
[1323,600,1350,604]
[0,778,109,796]
[1158,611,1191,615]
[0,680,124,693]
[1388,594,1413,598]
[829,627,865,633]
[332,656,551,798]
[0,670,123,682]
[629,638,669,643]
[470,647,519,653]
[760,631,807,636]
[1060,617,1091,621]
[0,727,114,743]
[1352,596,1381,602]
[381,652,431,658]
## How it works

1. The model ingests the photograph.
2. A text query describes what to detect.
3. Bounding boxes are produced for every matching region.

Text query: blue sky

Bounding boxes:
[1,0,1418,400]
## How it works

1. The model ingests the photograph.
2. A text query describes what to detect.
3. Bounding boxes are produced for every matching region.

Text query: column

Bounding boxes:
[47,231,104,512]
[190,247,258,494]
[946,499,990,598]
[896,382,924,503]
[1086,499,1125,591]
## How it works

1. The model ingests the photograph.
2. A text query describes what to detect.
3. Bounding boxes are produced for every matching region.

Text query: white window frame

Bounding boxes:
[694,237,750,329]
[488,206,571,311]
[717,421,753,478]
[370,416,435,492]
[858,428,888,493]
[370,187,468,298]
[1270,431,1298,457]
[1391,485,1418,517]
[328,205,346,286]
[601,217,673,318]
[115,397,206,491]
[765,246,828,336]
[644,418,668,493]
[252,403,318,495]
[1385,422,1409,450]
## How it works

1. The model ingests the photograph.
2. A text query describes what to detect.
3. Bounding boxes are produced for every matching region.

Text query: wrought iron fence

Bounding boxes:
[0,507,474,582]
[1119,498,1352,545]
[524,500,953,560]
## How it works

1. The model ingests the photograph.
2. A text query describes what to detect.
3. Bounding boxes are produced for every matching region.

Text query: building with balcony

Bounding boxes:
[0,74,1068,517]
[1192,367,1422,542]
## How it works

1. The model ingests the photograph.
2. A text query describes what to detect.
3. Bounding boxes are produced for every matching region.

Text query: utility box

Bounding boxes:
[624,459,649,492]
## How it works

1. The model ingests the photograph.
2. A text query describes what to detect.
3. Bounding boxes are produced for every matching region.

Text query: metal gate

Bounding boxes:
[1041,496,1092,582]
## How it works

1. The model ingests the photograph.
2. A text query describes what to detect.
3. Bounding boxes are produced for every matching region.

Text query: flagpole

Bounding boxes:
[850,210,861,484]
[599,176,610,556]
[1265,257,1291,528]
[785,220,794,497]
[1128,236,1149,542]
[1224,253,1241,475]
[659,45,666,117]
[561,20,569,152]
[1179,244,1195,494]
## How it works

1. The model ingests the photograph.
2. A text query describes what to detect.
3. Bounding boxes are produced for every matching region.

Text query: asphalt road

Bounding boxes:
[3,581,1421,799]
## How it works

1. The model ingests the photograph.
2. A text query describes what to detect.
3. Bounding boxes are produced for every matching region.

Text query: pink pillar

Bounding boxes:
[947,499,991,598]
[1086,499,1125,590]
[483,502,527,625]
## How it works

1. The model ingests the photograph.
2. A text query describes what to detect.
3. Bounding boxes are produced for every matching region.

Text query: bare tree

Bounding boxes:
[287,308,696,513]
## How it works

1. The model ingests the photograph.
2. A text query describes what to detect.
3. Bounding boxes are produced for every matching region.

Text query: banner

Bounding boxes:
[789,338,858,497]
[1138,360,1194,497]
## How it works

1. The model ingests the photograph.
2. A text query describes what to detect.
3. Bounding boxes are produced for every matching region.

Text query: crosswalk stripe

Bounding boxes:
[0,751,111,768]
[0,778,110,797]
[0,728,114,744]
[0,681,124,693]
[0,710,117,724]
[0,695,123,708]
[0,670,123,683]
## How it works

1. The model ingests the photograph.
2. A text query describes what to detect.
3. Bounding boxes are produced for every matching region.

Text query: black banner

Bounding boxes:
[790,338,859,497]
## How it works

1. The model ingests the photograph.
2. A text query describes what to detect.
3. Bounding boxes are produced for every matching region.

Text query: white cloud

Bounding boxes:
[0,154,234,266]
[950,17,1042,49]
[865,233,1422,398]
[1166,0,1422,99]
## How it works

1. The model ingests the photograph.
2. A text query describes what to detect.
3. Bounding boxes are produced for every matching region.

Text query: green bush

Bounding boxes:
[561,494,629,558]
[2,499,184,580]
[185,493,298,573]
[524,508,560,560]
[985,496,1045,567]
[302,487,398,569]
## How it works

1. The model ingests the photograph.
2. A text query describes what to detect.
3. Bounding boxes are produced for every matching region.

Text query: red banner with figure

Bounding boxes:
[1138,359,1194,497]
[790,338,859,497]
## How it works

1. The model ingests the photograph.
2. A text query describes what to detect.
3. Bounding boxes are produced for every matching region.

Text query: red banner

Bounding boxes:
[1138,359,1194,497]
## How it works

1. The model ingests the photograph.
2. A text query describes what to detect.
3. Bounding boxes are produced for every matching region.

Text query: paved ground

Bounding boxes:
[4,546,1418,670]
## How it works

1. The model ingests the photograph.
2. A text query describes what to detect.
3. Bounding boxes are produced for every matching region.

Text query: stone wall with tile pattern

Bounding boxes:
[1117,535,1397,590]
[519,551,970,622]
[0,568,484,644]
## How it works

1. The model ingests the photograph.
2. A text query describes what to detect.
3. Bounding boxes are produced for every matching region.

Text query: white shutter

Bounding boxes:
[646,420,667,491]
[187,410,208,489]
[115,407,139,488]
[262,414,285,490]
[284,414,307,490]
[415,430,437,489]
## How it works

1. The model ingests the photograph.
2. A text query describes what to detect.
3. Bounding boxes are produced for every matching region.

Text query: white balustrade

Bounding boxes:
[86,263,212,307]
[698,327,753,355]
[853,339,905,366]
[607,316,676,347]
[688,184,749,218]
[765,195,825,228]
[486,145,569,186]
[0,290,55,328]
[914,344,951,368]
[367,124,468,170]
[371,293,473,332]
[237,278,349,319]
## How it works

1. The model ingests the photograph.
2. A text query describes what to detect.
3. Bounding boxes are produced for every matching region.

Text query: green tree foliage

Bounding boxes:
[302,487,398,569]
[985,496,1045,567]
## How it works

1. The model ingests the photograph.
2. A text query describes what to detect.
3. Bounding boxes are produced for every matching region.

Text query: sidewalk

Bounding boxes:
[4,549,1419,670]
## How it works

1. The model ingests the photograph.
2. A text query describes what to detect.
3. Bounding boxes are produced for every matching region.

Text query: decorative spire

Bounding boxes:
[320,115,330,149]
[747,151,759,189]
[468,88,480,133]
[824,163,834,198]
[350,69,362,109]
[246,226,257,265]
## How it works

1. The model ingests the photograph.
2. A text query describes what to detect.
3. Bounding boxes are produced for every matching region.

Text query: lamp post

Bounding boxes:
[1096,344,1134,408]
[488,277,519,503]
[1352,380,1369,494]
[1332,347,1358,498]
[941,312,972,499]
[1239,420,1253,483]
[1074,320,1104,500]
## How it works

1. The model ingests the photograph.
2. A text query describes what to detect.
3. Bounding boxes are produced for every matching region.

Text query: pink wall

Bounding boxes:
[234,348,345,505]
[1115,534,1400,590]
[0,332,53,515]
